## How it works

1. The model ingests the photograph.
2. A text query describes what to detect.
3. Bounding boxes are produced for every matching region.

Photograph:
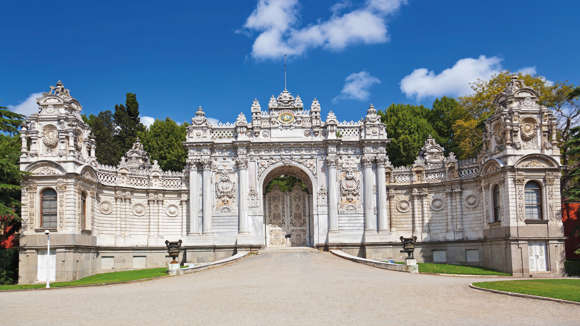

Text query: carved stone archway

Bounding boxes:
[262,165,314,248]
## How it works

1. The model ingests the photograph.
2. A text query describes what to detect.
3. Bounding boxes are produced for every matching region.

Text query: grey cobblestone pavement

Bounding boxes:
[1,248,577,325]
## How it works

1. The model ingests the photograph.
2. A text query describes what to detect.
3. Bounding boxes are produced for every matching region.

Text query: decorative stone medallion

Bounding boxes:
[278,111,295,124]
[430,198,444,211]
[133,203,146,216]
[396,200,410,213]
[42,125,59,148]
[166,204,178,217]
[464,193,479,209]
[99,201,112,215]
[521,118,537,141]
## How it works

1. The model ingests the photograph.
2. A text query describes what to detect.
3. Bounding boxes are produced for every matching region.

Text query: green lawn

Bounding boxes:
[473,279,580,302]
[0,267,167,291]
[418,263,510,276]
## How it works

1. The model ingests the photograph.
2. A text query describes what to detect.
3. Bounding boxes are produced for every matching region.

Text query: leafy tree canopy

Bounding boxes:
[138,118,187,171]
[380,104,438,167]
[0,107,24,223]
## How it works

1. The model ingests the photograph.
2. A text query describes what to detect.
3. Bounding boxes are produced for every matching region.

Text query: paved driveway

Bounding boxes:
[1,248,577,325]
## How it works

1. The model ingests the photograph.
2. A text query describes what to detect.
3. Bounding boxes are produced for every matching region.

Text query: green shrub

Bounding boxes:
[565,260,580,276]
[0,248,19,285]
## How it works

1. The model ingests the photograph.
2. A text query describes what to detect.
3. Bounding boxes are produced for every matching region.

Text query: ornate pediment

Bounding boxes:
[516,155,558,169]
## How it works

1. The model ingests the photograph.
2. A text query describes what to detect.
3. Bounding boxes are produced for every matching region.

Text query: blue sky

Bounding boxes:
[2,0,579,125]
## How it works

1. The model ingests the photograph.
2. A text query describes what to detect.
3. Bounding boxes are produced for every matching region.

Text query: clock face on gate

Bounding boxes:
[278,112,295,124]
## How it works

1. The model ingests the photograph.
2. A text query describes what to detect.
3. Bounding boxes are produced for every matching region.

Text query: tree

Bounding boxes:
[0,107,24,223]
[561,87,580,196]
[0,107,24,284]
[138,118,187,171]
[85,111,122,166]
[428,97,467,156]
[114,93,144,159]
[562,125,579,201]
[380,104,438,167]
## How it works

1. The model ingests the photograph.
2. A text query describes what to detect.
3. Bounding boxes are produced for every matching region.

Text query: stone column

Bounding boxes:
[376,159,388,231]
[363,157,376,231]
[454,187,463,231]
[237,159,249,233]
[327,158,338,232]
[202,160,212,234]
[188,162,199,234]
[446,188,454,232]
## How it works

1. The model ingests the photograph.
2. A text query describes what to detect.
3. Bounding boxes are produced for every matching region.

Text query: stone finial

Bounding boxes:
[294,95,303,108]
[48,80,71,98]
[326,111,338,125]
[236,112,248,126]
[195,106,205,117]
[191,106,208,125]
[251,99,261,112]
[268,95,277,109]
[504,75,523,95]
[365,104,380,124]
[417,135,445,166]
[311,98,321,112]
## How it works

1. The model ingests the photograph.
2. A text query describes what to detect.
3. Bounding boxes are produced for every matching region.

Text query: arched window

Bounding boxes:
[80,192,87,230]
[492,185,501,222]
[525,181,542,220]
[41,188,57,229]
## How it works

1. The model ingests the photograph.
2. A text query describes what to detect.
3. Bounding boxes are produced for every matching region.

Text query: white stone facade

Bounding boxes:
[18,78,566,283]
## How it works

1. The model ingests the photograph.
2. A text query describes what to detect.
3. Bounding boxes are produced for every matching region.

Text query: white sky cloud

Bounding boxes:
[243,0,406,59]
[140,116,155,128]
[334,71,380,102]
[400,55,541,99]
[7,92,43,116]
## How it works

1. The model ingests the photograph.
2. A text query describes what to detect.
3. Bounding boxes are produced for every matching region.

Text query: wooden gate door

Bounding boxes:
[265,185,309,247]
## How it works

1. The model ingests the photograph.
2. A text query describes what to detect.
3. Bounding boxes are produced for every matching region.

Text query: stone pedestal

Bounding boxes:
[168,262,180,276]
[406,258,419,273]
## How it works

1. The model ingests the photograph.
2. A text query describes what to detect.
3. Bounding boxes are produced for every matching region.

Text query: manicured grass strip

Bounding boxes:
[0,267,167,291]
[418,263,510,276]
[473,279,580,302]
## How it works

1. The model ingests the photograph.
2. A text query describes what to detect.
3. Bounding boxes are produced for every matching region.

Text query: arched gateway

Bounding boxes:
[262,165,314,247]
[16,78,566,283]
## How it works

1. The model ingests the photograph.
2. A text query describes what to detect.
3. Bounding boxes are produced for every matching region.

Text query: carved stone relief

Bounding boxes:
[396,200,410,213]
[133,203,146,216]
[42,125,58,148]
[339,168,360,211]
[520,117,537,141]
[99,201,113,215]
[215,173,236,213]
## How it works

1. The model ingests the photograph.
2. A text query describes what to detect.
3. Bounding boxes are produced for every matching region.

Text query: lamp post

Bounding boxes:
[44,230,50,288]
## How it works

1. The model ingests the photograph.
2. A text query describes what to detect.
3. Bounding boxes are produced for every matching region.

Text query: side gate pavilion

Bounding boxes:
[17,78,565,283]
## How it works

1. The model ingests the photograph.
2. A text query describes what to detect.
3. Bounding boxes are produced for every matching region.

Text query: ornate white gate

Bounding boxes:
[265,185,310,247]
